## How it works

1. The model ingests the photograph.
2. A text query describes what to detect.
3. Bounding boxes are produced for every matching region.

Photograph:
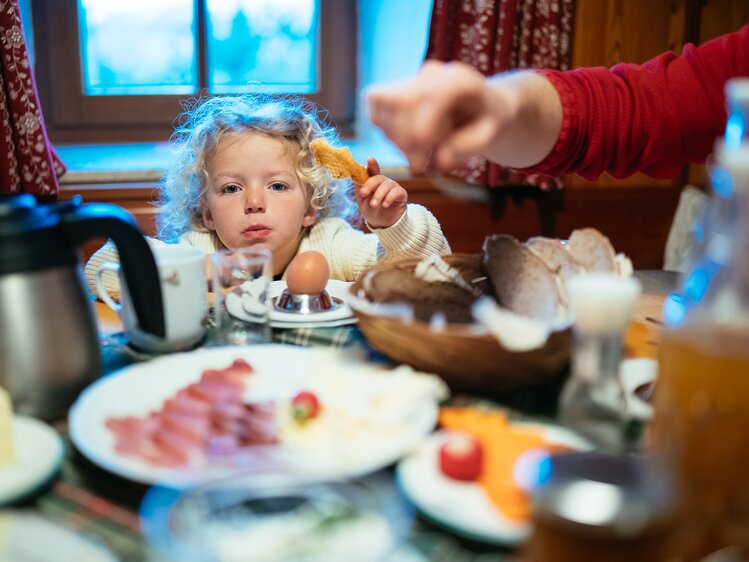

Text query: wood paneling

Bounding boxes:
[566,0,692,190]
[60,183,161,261]
[699,0,749,43]
[572,0,688,68]
[407,183,680,269]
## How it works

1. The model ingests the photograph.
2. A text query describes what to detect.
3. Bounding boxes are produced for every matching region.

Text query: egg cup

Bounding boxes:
[274,289,342,314]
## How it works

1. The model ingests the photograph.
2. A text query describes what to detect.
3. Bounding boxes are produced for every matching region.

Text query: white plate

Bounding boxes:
[396,424,591,546]
[69,345,445,487]
[0,415,65,505]
[0,511,117,562]
[226,280,357,328]
[619,358,657,421]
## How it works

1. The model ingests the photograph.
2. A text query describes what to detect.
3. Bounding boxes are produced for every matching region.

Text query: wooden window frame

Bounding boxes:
[31,0,356,144]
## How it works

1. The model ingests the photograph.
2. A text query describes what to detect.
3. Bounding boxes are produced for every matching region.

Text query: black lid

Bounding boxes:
[0,194,79,275]
[0,194,165,338]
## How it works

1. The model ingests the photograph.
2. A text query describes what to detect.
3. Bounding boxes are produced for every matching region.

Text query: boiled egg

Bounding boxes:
[285,251,329,295]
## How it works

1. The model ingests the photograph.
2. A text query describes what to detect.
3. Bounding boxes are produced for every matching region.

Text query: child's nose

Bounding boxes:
[244,188,266,213]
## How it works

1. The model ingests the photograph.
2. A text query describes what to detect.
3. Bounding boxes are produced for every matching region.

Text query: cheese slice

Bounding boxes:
[0,385,14,466]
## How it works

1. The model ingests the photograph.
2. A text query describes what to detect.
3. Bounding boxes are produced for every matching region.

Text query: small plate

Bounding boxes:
[396,424,591,546]
[0,511,118,562]
[227,280,357,328]
[0,415,65,505]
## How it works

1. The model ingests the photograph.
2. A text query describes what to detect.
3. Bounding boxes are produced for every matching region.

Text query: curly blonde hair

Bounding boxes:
[157,94,358,243]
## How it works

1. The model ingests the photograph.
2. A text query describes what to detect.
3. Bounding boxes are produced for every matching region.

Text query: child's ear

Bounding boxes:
[201,202,216,230]
[302,203,317,228]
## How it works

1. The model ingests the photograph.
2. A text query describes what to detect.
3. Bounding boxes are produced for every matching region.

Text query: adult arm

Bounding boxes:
[368,25,749,181]
[530,24,749,180]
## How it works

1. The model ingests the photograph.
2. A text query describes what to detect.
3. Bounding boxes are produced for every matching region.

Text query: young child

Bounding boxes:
[86,94,450,298]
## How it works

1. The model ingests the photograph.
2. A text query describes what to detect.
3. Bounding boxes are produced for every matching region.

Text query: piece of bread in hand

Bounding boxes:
[310,138,370,186]
[566,228,617,272]
[483,235,563,325]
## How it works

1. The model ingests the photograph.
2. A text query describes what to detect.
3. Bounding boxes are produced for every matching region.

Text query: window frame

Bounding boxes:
[31,0,356,144]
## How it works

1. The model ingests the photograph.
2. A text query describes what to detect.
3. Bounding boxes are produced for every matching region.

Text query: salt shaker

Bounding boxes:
[558,273,641,454]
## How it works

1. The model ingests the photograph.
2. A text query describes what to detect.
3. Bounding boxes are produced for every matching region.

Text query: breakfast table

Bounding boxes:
[10,270,677,562]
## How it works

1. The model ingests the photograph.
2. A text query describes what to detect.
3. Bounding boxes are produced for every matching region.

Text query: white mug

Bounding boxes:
[95,244,208,352]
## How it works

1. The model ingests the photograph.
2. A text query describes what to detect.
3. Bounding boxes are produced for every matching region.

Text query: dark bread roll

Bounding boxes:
[361,262,478,323]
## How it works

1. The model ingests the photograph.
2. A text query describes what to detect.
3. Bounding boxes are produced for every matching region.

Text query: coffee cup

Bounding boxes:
[95,244,208,352]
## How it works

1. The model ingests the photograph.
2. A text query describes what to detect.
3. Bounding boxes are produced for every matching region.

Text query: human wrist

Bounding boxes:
[483,71,562,168]
[369,206,413,250]
[365,206,407,231]
[364,206,406,230]
[487,71,523,122]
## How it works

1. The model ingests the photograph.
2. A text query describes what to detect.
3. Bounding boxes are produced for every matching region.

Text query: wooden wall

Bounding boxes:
[61,0,747,268]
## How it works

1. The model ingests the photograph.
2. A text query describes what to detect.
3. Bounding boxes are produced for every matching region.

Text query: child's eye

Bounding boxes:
[223,184,241,194]
[269,182,287,192]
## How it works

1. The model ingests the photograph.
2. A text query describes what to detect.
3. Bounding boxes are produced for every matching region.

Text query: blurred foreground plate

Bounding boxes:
[69,345,444,487]
[396,424,591,546]
[0,511,117,562]
[0,415,64,505]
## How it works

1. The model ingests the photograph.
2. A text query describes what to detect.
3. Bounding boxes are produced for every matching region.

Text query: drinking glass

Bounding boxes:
[212,247,272,345]
[522,452,679,562]
[649,89,749,559]
[141,474,411,562]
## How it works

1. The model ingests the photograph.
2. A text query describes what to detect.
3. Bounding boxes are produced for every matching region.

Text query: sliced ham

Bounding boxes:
[152,428,199,464]
[160,410,211,442]
[205,432,240,456]
[105,358,278,469]
[163,390,213,417]
[186,380,244,405]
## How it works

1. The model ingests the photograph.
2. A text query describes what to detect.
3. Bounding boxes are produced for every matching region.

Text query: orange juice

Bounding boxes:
[652,324,749,559]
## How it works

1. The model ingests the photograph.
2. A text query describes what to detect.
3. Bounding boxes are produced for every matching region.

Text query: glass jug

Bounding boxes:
[652,78,749,560]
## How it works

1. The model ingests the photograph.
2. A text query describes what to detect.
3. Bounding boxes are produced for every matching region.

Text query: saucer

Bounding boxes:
[227,279,357,328]
[0,511,117,561]
[0,415,65,505]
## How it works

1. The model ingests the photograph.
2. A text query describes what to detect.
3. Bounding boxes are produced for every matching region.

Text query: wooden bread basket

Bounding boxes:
[349,254,571,395]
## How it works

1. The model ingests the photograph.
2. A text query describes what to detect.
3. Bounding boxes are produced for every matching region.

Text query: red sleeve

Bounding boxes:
[527,24,749,180]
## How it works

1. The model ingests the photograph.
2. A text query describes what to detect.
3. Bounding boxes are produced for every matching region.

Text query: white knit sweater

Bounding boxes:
[85,203,450,300]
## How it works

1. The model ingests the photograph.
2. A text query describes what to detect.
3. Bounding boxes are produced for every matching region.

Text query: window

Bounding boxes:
[31,0,355,143]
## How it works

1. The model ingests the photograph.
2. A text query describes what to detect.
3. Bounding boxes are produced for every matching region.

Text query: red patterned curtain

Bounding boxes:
[426,0,574,189]
[0,0,65,198]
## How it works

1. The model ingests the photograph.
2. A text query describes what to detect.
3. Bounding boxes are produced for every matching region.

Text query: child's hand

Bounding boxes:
[357,157,408,229]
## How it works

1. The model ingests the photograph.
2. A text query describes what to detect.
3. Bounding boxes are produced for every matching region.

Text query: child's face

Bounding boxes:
[202,133,317,274]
